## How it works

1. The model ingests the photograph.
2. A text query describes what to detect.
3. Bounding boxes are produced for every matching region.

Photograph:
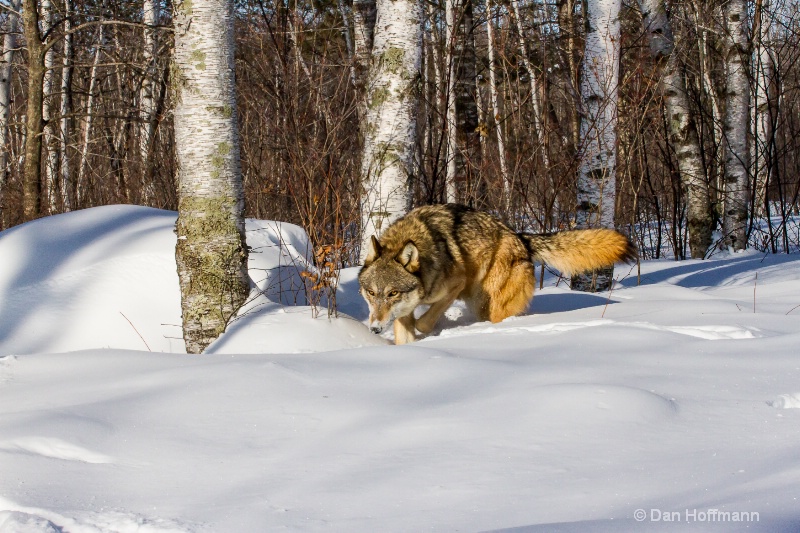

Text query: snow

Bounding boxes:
[1,205,799,532]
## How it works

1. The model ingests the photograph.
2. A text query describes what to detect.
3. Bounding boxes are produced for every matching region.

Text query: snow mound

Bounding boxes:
[769,393,800,409]
[0,205,375,356]
[526,384,678,423]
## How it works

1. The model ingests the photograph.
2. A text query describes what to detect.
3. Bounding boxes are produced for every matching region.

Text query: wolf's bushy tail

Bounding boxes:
[519,229,638,276]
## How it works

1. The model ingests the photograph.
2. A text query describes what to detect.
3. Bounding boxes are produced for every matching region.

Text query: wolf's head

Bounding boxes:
[358,235,424,334]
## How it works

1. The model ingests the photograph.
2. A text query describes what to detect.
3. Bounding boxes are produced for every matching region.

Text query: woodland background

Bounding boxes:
[1,0,799,265]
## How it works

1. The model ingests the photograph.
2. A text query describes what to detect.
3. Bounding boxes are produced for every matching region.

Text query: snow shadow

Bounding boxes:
[0,206,176,355]
[529,291,612,314]
[619,253,800,289]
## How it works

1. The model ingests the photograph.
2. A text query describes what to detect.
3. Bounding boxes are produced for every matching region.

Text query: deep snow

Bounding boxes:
[1,205,799,532]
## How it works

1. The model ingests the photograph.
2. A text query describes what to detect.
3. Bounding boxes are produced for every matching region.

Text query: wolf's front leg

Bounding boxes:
[394,314,417,345]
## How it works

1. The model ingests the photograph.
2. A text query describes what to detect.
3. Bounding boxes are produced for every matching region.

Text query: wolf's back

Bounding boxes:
[521,229,637,276]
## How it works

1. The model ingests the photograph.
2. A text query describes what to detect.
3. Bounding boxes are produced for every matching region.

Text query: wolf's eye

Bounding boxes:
[388,290,399,297]
[366,289,375,296]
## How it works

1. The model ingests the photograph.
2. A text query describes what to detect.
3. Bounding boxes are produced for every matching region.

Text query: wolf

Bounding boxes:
[358,203,637,345]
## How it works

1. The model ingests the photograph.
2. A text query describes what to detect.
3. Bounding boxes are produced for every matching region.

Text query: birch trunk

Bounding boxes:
[721,0,750,251]
[41,0,56,215]
[571,0,621,292]
[638,0,712,258]
[359,0,422,261]
[0,0,21,228]
[752,0,774,217]
[173,0,250,354]
[59,0,73,212]
[445,0,458,202]
[21,0,46,220]
[77,25,104,205]
[485,0,509,207]
[139,0,158,203]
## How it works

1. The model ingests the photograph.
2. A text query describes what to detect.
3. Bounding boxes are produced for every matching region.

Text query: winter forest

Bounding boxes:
[1,1,800,335]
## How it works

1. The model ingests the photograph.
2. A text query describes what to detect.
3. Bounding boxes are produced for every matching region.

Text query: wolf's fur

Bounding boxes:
[358,204,637,344]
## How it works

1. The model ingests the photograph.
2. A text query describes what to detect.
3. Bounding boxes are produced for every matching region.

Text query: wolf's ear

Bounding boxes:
[364,235,382,266]
[395,241,419,273]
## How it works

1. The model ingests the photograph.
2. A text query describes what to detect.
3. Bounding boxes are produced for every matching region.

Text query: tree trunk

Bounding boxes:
[139,0,158,204]
[359,0,423,261]
[721,0,749,251]
[41,0,57,215]
[21,0,46,220]
[0,0,22,229]
[485,0,510,208]
[77,25,104,206]
[752,0,774,218]
[445,0,458,202]
[571,0,621,292]
[638,0,713,259]
[510,0,548,171]
[454,0,481,205]
[59,0,73,212]
[173,0,250,354]
[353,0,376,122]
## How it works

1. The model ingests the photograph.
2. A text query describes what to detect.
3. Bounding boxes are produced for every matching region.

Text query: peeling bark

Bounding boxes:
[359,0,422,261]
[720,0,750,251]
[173,0,250,354]
[572,0,622,292]
[638,0,713,258]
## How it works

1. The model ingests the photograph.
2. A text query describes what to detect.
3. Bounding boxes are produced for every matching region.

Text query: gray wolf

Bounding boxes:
[358,204,637,344]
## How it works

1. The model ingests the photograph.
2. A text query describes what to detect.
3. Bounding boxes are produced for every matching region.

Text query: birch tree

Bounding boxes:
[753,0,775,217]
[41,0,56,214]
[638,0,712,258]
[59,0,73,212]
[0,0,21,228]
[173,0,250,354]
[720,0,750,251]
[485,0,509,206]
[359,0,423,260]
[139,0,158,201]
[571,0,622,292]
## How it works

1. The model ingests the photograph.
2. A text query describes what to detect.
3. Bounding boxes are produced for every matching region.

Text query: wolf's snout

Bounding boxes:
[370,325,383,334]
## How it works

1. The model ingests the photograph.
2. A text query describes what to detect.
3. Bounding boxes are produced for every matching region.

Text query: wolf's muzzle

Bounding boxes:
[370,325,383,334]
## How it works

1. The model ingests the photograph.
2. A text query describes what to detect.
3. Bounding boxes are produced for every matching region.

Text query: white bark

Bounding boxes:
[41,0,57,214]
[576,0,621,231]
[753,0,775,216]
[77,25,104,205]
[59,0,73,212]
[638,0,712,258]
[445,0,458,202]
[173,0,250,354]
[485,0,509,206]
[359,0,422,261]
[572,0,621,292]
[0,0,21,227]
[139,0,158,201]
[721,0,750,251]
